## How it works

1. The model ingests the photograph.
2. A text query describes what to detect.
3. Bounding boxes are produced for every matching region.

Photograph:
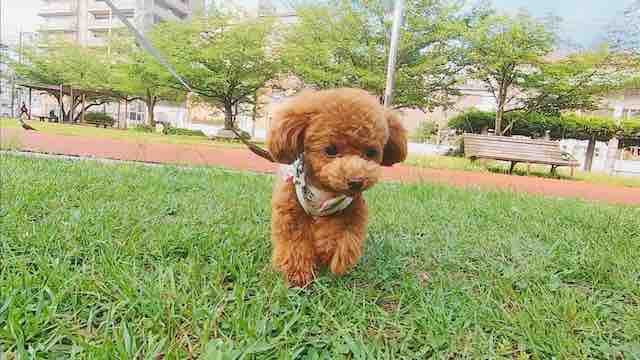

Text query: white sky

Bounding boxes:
[1,0,636,47]
[1,0,41,44]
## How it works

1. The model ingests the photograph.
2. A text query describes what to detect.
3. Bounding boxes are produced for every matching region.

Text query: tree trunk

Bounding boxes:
[224,102,234,130]
[251,101,257,138]
[60,96,68,122]
[584,134,597,172]
[146,91,156,127]
[495,88,507,136]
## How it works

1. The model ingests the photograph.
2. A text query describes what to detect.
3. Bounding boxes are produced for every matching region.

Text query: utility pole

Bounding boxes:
[107,5,112,56]
[383,0,404,107]
[12,30,24,117]
[0,0,4,99]
[18,30,22,65]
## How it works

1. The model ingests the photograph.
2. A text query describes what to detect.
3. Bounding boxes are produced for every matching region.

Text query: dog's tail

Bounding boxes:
[230,128,276,163]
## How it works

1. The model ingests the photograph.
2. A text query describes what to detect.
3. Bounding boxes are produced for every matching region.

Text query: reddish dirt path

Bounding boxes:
[2,128,639,206]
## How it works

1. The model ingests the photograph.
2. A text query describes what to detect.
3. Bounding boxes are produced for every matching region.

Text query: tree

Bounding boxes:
[607,0,640,55]
[149,15,279,132]
[465,12,554,135]
[449,110,640,171]
[280,0,473,111]
[109,34,184,127]
[12,41,119,122]
[560,114,618,171]
[606,1,640,89]
[519,49,624,117]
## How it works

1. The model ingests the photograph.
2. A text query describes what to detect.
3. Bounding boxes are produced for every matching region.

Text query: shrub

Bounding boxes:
[131,124,154,133]
[448,109,637,144]
[448,110,495,133]
[84,112,115,128]
[505,111,563,138]
[411,121,438,143]
[559,114,617,141]
[162,125,206,137]
[619,117,640,138]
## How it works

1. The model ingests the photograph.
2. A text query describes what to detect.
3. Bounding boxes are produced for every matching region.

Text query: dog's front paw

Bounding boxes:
[286,271,315,288]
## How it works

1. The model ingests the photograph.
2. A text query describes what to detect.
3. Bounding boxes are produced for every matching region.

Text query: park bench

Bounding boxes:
[33,114,58,122]
[612,160,640,177]
[463,133,579,176]
[84,115,115,128]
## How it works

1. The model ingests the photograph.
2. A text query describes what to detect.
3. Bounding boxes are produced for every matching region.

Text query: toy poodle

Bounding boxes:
[266,88,408,287]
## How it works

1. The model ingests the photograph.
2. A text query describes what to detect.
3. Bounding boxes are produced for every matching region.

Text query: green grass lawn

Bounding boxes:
[407,154,640,188]
[4,117,637,189]
[0,118,258,148]
[2,155,639,358]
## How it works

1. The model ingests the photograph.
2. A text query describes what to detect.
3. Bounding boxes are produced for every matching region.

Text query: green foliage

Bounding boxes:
[411,121,438,143]
[84,112,115,127]
[618,53,640,90]
[619,117,640,137]
[522,50,625,115]
[150,15,279,129]
[504,112,563,138]
[12,41,114,90]
[558,114,617,141]
[131,124,154,133]
[161,125,206,137]
[108,32,184,126]
[465,12,555,133]
[3,155,639,357]
[11,41,119,122]
[280,0,472,110]
[449,110,631,142]
[447,110,495,133]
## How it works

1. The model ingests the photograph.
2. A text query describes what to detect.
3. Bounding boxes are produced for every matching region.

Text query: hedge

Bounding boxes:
[84,112,115,127]
[448,110,640,141]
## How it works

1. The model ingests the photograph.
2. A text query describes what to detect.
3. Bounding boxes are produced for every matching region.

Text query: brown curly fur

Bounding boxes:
[267,88,408,287]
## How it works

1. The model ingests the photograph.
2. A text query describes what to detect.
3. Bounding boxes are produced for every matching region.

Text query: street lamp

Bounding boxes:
[383,0,404,107]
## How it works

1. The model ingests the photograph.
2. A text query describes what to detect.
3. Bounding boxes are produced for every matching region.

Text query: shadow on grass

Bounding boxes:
[485,164,569,180]
[408,154,640,188]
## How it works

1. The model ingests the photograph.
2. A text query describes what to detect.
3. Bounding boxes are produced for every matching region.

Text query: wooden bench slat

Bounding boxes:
[462,134,579,174]
[464,145,573,158]
[465,150,577,164]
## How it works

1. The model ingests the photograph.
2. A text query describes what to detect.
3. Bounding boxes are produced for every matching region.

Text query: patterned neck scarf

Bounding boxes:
[281,154,353,217]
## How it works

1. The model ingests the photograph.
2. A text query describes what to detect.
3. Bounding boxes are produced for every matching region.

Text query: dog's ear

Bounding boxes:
[267,98,311,164]
[382,110,408,166]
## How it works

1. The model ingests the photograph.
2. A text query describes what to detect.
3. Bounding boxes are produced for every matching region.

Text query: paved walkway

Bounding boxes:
[2,128,639,206]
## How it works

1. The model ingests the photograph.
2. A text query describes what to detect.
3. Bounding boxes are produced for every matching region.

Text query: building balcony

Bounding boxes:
[38,4,75,17]
[156,0,190,17]
[38,22,77,33]
[88,0,135,15]
[88,18,125,31]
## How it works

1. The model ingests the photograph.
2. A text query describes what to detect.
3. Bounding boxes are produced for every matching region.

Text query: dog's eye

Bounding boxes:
[324,144,338,157]
[365,148,378,158]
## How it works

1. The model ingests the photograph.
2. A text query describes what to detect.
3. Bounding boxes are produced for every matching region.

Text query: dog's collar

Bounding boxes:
[285,154,353,217]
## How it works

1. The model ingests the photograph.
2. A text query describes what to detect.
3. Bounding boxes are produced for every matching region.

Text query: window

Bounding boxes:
[94,11,133,20]
[128,101,146,123]
[624,108,639,119]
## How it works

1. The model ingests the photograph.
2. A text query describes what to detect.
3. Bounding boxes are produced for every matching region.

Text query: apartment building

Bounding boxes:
[38,0,204,46]
[33,0,204,127]
[0,42,11,116]
[0,32,39,117]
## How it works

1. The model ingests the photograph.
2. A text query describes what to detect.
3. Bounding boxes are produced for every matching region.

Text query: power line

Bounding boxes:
[96,0,194,93]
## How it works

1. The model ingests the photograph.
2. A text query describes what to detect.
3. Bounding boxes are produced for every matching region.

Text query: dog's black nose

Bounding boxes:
[348,179,364,191]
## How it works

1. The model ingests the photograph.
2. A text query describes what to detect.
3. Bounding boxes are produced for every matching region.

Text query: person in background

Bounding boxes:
[19,102,29,119]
